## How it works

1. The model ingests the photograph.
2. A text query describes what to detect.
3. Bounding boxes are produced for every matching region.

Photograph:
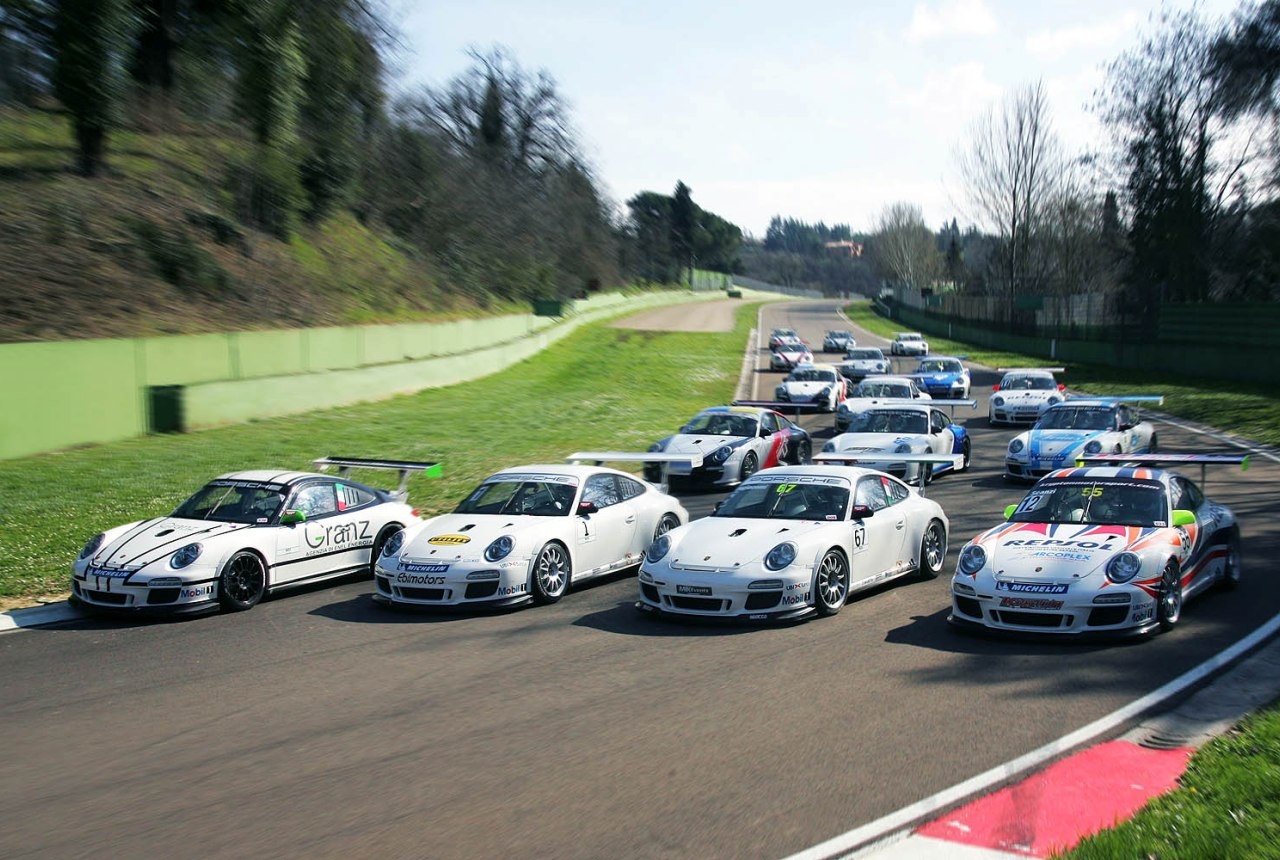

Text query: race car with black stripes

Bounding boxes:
[951,453,1245,638]
[71,458,438,615]
[644,405,812,487]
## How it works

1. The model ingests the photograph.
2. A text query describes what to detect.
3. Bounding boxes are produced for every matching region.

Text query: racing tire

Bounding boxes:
[1112,444,1123,454]
[740,451,759,483]
[529,542,571,605]
[370,525,401,577]
[814,550,849,617]
[1218,530,1242,591]
[919,451,934,487]
[1149,434,1159,453]
[1157,559,1183,632]
[916,520,947,580]
[218,550,266,612]
[653,513,681,542]
[793,439,812,465]
[960,438,971,472]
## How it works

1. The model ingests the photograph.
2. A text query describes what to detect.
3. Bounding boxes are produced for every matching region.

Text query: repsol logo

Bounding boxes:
[427,534,471,546]
[397,573,446,585]
[1004,538,1116,549]
[306,520,372,549]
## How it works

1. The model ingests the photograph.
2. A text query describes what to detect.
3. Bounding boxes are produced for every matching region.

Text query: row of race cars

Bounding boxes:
[68,340,1247,640]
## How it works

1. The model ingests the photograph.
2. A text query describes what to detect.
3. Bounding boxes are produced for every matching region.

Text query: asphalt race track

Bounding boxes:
[2,300,1277,860]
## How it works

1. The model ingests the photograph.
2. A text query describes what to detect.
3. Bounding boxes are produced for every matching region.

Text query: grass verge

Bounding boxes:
[847,302,1280,448]
[0,303,761,601]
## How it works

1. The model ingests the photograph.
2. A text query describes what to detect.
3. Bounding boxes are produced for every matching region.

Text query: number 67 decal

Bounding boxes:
[852,525,867,551]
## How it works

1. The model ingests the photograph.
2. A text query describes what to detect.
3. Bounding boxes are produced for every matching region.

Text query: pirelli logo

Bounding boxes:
[427,534,471,546]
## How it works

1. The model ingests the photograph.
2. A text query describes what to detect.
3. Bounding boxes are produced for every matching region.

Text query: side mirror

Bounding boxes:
[712,501,723,514]
[280,509,306,525]
[577,501,598,516]
[850,504,875,519]
[1004,504,1017,520]
[992,384,1000,392]
[1171,509,1196,527]
[1058,384,1066,391]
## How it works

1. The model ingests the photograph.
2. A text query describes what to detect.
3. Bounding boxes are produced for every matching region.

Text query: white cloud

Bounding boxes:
[906,0,999,43]
[1024,13,1142,63]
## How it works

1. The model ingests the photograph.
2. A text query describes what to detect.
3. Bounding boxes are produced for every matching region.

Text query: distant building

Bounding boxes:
[824,240,863,258]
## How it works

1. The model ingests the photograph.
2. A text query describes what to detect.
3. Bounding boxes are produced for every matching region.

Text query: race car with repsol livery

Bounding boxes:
[72,459,438,615]
[374,463,688,609]
[1004,396,1162,481]
[950,454,1245,638]
[637,465,949,622]
[644,405,812,487]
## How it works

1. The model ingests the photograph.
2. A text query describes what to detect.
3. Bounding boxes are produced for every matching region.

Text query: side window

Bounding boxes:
[854,477,889,511]
[1171,478,1203,511]
[884,478,910,505]
[1117,406,1131,429]
[617,476,645,501]
[336,482,377,512]
[292,483,338,518]
[582,474,621,509]
[760,412,779,435]
[930,411,945,434]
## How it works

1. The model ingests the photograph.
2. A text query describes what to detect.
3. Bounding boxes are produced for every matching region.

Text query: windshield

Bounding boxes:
[898,334,922,341]
[1003,375,1055,391]
[172,481,286,524]
[683,412,757,437]
[843,409,928,434]
[1037,406,1113,431]
[854,381,910,398]
[827,331,850,338]
[846,349,883,360]
[788,368,836,383]
[714,479,850,521]
[1009,479,1167,527]
[918,359,960,373]
[455,477,578,516]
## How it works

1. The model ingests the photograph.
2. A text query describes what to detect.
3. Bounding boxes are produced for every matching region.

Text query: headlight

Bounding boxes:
[648,441,664,453]
[484,535,514,562]
[894,442,912,454]
[169,543,202,569]
[993,396,1005,406]
[957,545,987,575]
[1009,439,1025,454]
[710,445,732,463]
[645,534,671,564]
[764,542,797,571]
[1106,552,1143,583]
[1047,396,1062,406]
[382,530,405,557]
[822,441,835,453]
[818,387,831,399]
[79,533,105,560]
[1084,440,1103,454]
[776,385,788,399]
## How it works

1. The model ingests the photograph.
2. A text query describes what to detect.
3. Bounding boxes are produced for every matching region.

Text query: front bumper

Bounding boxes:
[373,560,533,608]
[636,566,816,622]
[948,584,1159,637]
[70,574,220,615]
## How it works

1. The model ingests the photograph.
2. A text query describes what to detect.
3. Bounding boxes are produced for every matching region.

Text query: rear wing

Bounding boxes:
[564,451,703,494]
[1074,452,1249,493]
[812,451,964,496]
[840,397,978,418]
[312,456,442,502]
[997,367,1065,374]
[1065,395,1165,405]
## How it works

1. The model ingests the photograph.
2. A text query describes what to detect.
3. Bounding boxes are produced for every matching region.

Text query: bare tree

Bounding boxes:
[954,81,1067,297]
[869,202,940,290]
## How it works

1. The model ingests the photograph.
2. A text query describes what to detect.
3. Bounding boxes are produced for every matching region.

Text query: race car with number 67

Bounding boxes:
[637,464,949,622]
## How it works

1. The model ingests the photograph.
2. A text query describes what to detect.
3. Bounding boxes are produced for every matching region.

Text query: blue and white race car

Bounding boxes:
[822,401,972,485]
[951,454,1245,638]
[911,355,971,399]
[1004,397,1163,481]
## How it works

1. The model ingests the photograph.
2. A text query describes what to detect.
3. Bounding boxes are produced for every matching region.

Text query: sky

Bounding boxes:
[390,0,1247,238]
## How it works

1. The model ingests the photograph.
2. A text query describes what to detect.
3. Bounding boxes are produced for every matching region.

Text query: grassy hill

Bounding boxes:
[0,107,514,343]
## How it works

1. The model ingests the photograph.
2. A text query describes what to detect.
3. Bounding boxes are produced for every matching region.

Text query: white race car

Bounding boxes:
[1005,397,1163,481]
[775,363,848,412]
[645,405,813,487]
[838,347,890,381]
[989,367,1067,425]
[822,401,972,484]
[71,458,438,615]
[835,375,932,431]
[951,454,1246,638]
[822,330,856,353]
[637,465,949,622]
[890,332,929,356]
[770,338,814,371]
[374,462,689,609]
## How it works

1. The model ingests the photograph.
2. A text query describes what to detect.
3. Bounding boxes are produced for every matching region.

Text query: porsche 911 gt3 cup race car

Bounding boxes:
[950,453,1246,638]
[71,458,439,615]
[989,367,1067,425]
[769,328,800,350]
[1004,396,1163,481]
[835,375,932,431]
[822,401,973,484]
[911,355,971,399]
[775,363,848,412]
[645,406,813,487]
[822,330,856,352]
[770,338,814,371]
[374,461,689,609]
[637,464,949,622]
[838,347,890,382]
[890,332,929,356]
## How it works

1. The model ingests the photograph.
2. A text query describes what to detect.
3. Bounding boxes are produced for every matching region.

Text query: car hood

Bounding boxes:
[918,372,963,385]
[997,390,1056,404]
[780,380,834,396]
[88,517,251,569]
[1022,428,1105,461]
[828,432,919,453]
[667,518,835,572]
[971,522,1167,581]
[662,434,748,455]
[398,513,558,563]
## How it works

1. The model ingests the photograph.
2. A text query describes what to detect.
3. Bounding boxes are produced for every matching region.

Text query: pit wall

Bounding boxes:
[0,289,721,460]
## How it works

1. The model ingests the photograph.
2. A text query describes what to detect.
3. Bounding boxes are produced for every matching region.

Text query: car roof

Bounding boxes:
[857,375,915,384]
[896,332,923,337]
[919,355,963,363]
[1002,369,1056,377]
[486,464,623,481]
[790,362,839,373]
[699,405,765,417]
[216,470,332,486]
[747,464,900,483]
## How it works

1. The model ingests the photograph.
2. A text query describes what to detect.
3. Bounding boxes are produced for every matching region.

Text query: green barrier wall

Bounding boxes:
[0,289,719,460]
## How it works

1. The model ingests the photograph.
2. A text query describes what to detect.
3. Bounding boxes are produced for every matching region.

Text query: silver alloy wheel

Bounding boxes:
[918,521,946,580]
[815,551,849,616]
[1158,561,1183,631]
[654,513,680,541]
[531,542,570,604]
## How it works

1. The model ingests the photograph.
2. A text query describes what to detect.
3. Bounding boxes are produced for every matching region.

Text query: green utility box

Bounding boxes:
[533,299,563,317]
[148,385,185,433]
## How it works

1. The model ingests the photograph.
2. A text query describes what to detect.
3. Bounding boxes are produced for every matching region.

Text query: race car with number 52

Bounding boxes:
[637,464,949,622]
[72,458,438,615]
[951,454,1245,638]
